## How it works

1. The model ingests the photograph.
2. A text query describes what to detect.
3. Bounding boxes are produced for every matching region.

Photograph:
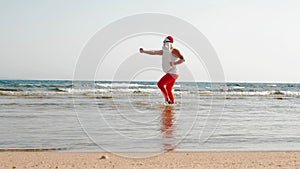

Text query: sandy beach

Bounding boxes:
[0,151,299,169]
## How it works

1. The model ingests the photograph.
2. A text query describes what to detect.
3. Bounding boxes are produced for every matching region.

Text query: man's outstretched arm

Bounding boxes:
[140,48,163,55]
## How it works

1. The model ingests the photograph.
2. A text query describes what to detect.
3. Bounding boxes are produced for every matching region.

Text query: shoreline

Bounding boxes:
[1,151,299,169]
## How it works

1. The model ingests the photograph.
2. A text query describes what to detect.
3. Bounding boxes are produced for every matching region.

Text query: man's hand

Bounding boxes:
[139,48,144,53]
[170,62,175,67]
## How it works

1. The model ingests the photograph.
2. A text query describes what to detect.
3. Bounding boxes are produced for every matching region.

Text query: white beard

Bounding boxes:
[162,42,172,51]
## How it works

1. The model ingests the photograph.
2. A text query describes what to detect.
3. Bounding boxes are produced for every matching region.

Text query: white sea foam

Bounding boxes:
[229,86,245,90]
[95,82,180,88]
[1,81,300,98]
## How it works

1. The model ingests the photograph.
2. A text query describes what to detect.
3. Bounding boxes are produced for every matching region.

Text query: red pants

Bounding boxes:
[157,73,179,104]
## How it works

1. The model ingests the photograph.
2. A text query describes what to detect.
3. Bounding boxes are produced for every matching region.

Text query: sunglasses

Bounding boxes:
[163,39,172,43]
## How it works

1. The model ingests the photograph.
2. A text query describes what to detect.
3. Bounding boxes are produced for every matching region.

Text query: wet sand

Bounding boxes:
[0,151,300,169]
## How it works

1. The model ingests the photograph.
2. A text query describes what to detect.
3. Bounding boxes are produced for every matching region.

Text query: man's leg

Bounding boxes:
[157,74,175,102]
[165,74,179,104]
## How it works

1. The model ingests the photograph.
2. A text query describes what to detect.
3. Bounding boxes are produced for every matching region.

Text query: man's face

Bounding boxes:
[163,38,171,44]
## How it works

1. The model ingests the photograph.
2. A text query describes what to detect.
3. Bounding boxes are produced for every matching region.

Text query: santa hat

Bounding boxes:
[166,36,174,43]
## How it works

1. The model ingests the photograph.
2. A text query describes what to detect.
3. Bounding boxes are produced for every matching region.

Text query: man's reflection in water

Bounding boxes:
[161,105,176,152]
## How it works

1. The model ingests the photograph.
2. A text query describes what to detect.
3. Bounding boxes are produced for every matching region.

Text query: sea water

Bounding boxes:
[0,80,300,152]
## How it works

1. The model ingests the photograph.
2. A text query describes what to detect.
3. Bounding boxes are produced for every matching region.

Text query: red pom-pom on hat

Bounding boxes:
[166,36,174,43]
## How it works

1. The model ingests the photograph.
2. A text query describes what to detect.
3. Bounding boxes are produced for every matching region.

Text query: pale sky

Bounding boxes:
[1,0,300,83]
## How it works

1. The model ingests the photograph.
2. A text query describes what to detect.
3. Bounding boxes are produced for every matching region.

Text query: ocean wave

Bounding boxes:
[0,88,160,97]
[0,88,23,92]
[49,87,69,92]
[0,91,62,97]
[228,86,245,90]
[1,80,300,98]
[95,82,180,89]
[1,88,300,98]
[8,83,73,88]
[188,90,300,97]
[96,83,149,88]
[224,90,300,97]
